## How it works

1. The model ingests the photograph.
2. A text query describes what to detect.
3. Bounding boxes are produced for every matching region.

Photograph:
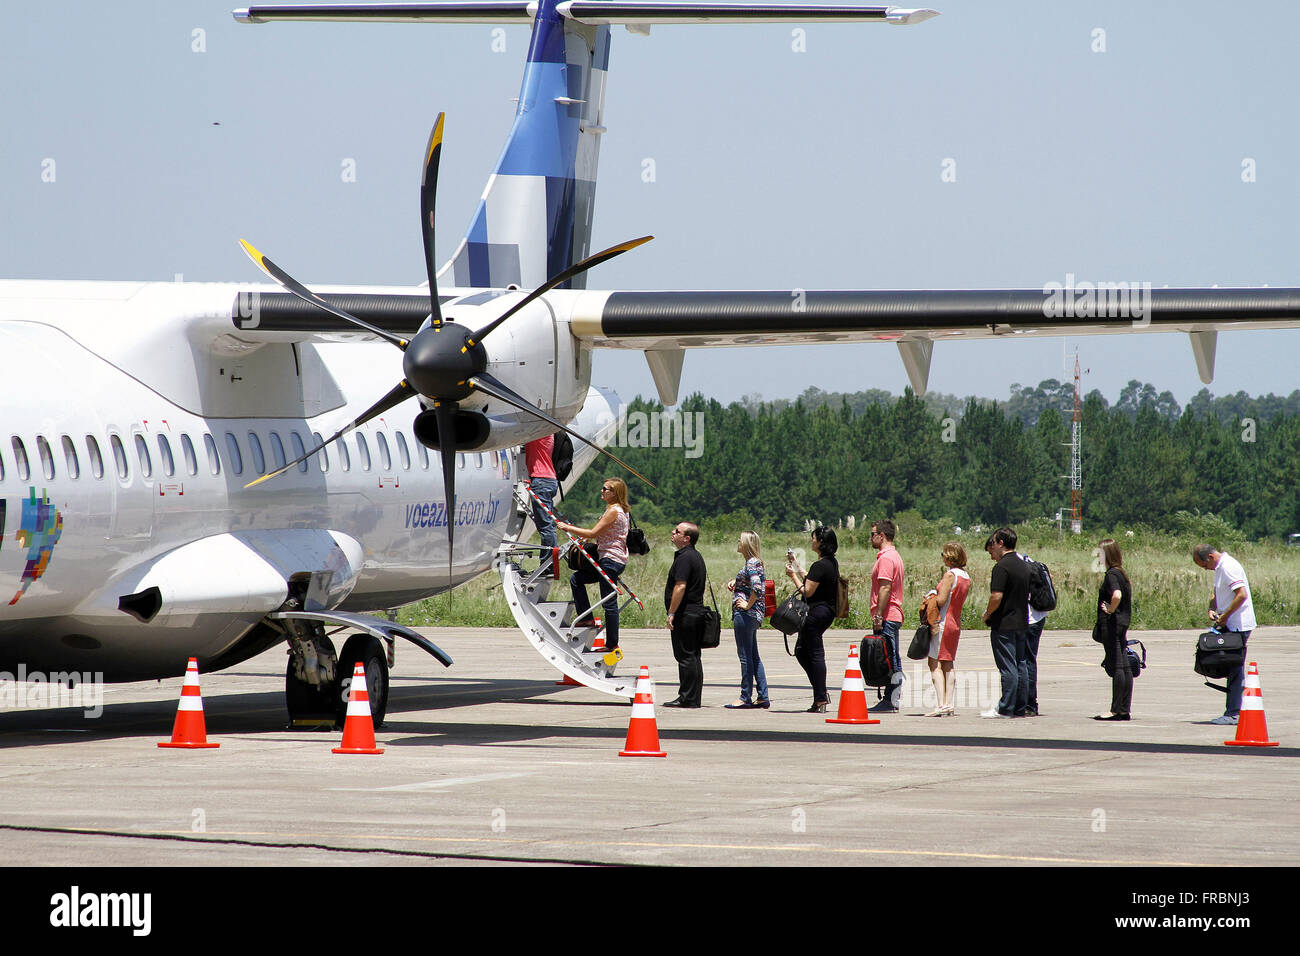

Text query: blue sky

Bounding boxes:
[5,0,1298,408]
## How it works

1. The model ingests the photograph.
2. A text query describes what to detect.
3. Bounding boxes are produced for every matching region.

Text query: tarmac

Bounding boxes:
[1,625,1297,870]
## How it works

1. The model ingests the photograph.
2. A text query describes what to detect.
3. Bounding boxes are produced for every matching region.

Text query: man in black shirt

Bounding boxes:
[981,527,1030,718]
[664,521,707,707]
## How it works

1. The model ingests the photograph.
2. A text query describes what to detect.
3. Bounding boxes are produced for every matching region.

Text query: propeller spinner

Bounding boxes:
[238,113,654,572]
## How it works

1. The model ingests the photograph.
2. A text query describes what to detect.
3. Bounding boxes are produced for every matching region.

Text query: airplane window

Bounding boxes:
[61,436,81,480]
[247,432,266,475]
[12,438,29,482]
[203,434,221,476]
[396,432,411,470]
[355,433,372,471]
[269,432,287,472]
[225,433,244,476]
[475,452,484,469]
[37,436,56,481]
[416,438,429,470]
[291,432,309,473]
[490,450,499,468]
[180,434,198,477]
[457,453,465,470]
[157,435,175,478]
[134,434,153,478]
[312,431,329,472]
[0,447,5,482]
[376,432,392,471]
[85,436,104,480]
[110,434,129,480]
[337,436,350,472]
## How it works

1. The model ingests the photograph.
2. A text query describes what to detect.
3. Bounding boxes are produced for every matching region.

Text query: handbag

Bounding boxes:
[687,579,722,650]
[907,621,932,660]
[1194,629,1246,679]
[1103,639,1147,678]
[770,588,808,637]
[626,513,650,556]
[567,541,598,571]
[1091,620,1106,644]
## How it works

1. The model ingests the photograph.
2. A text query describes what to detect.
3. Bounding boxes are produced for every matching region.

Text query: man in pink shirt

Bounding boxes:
[524,436,558,563]
[869,519,906,712]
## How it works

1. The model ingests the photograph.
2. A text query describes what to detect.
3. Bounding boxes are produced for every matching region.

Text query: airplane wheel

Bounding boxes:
[337,634,390,729]
[285,659,338,726]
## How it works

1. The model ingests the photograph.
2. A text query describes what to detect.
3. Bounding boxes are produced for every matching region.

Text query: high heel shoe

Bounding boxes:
[806,701,828,714]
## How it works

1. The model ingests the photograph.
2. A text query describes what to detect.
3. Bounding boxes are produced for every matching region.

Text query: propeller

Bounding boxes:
[238,112,655,576]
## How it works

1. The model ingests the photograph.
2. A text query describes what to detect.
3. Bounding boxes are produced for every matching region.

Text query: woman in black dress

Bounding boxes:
[1094,538,1133,721]
[785,526,840,713]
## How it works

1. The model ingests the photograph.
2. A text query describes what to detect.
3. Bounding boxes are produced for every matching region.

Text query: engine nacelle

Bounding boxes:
[412,407,492,450]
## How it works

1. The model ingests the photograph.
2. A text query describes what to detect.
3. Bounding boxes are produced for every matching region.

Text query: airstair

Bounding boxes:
[496,484,643,699]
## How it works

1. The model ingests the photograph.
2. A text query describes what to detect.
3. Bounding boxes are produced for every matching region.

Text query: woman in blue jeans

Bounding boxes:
[557,478,629,664]
[725,532,769,709]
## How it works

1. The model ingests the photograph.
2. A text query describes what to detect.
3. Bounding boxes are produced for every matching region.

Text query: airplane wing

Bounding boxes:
[565,286,1300,401]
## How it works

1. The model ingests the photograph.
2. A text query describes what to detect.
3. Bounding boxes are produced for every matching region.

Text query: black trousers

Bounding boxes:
[795,603,835,704]
[670,617,703,706]
[1100,617,1133,716]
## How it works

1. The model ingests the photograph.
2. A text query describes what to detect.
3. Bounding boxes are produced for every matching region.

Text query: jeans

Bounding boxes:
[990,628,1029,716]
[880,619,903,708]
[570,557,625,649]
[1225,630,1251,717]
[733,610,769,703]
[529,477,558,549]
[1019,619,1044,715]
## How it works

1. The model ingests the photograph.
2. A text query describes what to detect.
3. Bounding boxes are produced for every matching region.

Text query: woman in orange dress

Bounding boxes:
[925,542,971,717]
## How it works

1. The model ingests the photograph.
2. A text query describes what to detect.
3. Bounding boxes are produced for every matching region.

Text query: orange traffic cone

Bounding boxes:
[619,665,666,757]
[1225,661,1279,748]
[158,657,220,749]
[827,644,880,725]
[333,662,384,754]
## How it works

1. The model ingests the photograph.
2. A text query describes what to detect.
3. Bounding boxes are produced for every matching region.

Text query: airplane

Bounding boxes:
[3,1,1299,728]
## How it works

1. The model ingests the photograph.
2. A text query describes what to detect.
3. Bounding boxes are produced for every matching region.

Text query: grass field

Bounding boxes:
[398,515,1300,632]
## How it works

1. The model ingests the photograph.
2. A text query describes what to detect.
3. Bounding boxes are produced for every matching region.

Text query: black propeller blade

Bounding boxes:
[238,239,409,349]
[245,381,416,489]
[468,235,652,346]
[468,371,657,488]
[420,114,447,331]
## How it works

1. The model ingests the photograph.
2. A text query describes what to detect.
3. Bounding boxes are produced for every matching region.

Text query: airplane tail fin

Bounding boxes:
[236,3,937,290]
[440,2,610,291]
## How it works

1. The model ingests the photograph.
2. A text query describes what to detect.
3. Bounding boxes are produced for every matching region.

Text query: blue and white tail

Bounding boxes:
[235,3,937,291]
[440,0,610,290]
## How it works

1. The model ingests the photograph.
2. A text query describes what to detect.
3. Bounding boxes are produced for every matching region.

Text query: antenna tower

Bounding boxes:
[1069,351,1083,534]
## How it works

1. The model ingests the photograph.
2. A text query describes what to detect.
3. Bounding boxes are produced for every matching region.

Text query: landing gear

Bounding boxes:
[337,633,390,729]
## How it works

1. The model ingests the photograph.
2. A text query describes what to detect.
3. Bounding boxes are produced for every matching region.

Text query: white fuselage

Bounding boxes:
[0,280,606,681]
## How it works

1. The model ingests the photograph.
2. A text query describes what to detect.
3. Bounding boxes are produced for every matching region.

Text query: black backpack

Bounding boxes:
[1025,556,1057,612]
[551,432,574,483]
[859,633,894,688]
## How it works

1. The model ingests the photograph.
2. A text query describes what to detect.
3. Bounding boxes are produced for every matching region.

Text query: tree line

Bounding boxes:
[564,379,1300,540]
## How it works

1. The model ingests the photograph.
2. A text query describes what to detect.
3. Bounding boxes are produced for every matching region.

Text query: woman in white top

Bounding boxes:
[558,477,630,659]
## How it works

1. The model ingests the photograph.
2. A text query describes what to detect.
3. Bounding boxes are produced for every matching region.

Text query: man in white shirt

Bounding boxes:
[1192,544,1257,726]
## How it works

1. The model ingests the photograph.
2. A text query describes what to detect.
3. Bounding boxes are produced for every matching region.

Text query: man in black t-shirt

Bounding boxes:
[981,528,1031,718]
[664,522,707,707]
